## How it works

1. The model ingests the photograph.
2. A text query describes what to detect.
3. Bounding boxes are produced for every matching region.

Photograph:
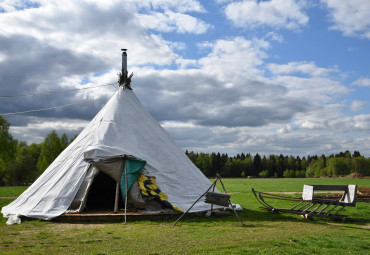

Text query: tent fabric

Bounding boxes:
[2,87,218,221]
[67,165,100,213]
[120,158,146,199]
[137,174,183,212]
[90,156,125,183]
[127,180,164,212]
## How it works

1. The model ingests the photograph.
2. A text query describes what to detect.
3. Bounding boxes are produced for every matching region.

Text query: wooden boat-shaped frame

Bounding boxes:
[252,185,358,220]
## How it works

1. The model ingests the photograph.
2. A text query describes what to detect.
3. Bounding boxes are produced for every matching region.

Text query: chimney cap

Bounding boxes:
[121,49,127,52]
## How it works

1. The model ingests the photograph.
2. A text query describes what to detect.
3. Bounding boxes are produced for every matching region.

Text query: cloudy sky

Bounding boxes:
[1,0,370,157]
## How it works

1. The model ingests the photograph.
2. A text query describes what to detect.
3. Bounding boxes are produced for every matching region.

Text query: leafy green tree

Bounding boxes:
[275,154,287,177]
[351,157,370,176]
[306,156,326,177]
[36,130,66,173]
[243,155,253,176]
[267,155,276,177]
[296,170,306,178]
[60,133,69,149]
[301,157,308,170]
[219,153,229,176]
[283,169,295,178]
[287,156,296,170]
[241,171,246,178]
[325,157,350,176]
[261,155,268,174]
[352,151,361,157]
[253,153,262,176]
[195,153,211,176]
[240,152,246,160]
[229,158,245,177]
[210,152,221,177]
[8,142,41,183]
[0,115,17,183]
[259,170,269,178]
[186,150,198,164]
[222,157,233,177]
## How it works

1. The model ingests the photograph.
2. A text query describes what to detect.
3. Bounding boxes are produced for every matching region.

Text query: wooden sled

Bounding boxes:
[252,185,358,220]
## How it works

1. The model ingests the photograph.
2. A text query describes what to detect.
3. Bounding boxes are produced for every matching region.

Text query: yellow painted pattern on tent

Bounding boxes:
[137,174,183,212]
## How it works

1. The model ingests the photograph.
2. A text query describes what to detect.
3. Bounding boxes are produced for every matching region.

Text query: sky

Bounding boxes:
[0,0,370,157]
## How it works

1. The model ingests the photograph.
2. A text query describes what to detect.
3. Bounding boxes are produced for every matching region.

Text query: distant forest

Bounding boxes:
[1,115,369,185]
[186,150,370,178]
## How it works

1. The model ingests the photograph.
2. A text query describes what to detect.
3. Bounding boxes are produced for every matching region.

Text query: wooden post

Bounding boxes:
[173,178,218,226]
[124,164,128,223]
[114,182,119,213]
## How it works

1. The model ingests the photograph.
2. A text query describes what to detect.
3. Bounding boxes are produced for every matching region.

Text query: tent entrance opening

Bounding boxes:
[85,171,123,211]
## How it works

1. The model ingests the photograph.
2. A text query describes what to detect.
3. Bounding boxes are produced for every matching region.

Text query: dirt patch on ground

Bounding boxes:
[267,191,335,195]
[359,224,370,229]
[268,192,301,195]
[50,223,107,230]
[326,222,370,230]
[346,173,365,178]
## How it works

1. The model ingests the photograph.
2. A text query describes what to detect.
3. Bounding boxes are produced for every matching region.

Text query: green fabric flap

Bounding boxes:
[120,157,146,199]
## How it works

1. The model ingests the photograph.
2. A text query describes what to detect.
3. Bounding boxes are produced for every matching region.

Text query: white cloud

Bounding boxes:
[275,76,349,103]
[0,52,6,62]
[321,0,370,39]
[224,0,309,30]
[268,61,338,77]
[265,32,284,42]
[136,0,206,13]
[352,77,370,87]
[353,114,370,131]
[175,59,198,69]
[0,1,187,67]
[1,0,369,157]
[350,101,367,112]
[10,118,90,144]
[198,37,270,79]
[136,10,212,34]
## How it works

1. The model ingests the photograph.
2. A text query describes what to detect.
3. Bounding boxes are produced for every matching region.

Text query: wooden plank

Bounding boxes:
[205,192,230,207]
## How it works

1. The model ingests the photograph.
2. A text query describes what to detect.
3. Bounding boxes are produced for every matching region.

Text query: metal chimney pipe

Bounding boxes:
[121,49,127,73]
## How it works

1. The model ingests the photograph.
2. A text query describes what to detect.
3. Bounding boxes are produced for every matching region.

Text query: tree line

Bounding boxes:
[186,150,370,178]
[0,115,76,185]
[1,115,369,185]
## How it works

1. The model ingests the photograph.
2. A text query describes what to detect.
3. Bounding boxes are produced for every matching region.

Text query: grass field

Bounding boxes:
[0,178,369,254]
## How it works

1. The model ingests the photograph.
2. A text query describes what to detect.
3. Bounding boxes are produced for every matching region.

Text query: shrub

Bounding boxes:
[259,170,269,178]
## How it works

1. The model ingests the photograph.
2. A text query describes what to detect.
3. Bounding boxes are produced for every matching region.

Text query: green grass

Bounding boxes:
[0,186,28,197]
[0,178,369,254]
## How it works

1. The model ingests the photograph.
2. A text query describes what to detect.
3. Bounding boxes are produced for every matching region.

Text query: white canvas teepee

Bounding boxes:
[2,86,216,221]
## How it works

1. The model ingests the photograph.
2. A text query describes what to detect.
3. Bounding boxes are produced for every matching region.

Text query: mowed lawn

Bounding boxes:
[0,178,369,254]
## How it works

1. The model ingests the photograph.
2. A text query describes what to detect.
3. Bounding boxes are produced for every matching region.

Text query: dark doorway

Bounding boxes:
[85,171,123,210]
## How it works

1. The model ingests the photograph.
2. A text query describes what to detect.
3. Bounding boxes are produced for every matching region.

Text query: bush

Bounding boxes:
[241,171,246,178]
[259,170,269,178]
[295,170,306,178]
[283,169,295,178]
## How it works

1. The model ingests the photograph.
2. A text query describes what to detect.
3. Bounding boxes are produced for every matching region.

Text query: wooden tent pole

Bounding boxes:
[114,182,119,213]
[173,178,218,226]
[124,164,128,223]
[210,176,218,214]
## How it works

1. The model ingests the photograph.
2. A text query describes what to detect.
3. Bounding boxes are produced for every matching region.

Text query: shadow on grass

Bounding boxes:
[2,197,368,228]
[165,206,370,228]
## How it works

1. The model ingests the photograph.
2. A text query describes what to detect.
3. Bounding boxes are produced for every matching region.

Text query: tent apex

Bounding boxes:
[118,49,133,90]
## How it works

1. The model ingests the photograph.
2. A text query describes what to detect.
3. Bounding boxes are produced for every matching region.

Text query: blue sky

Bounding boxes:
[0,0,370,157]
